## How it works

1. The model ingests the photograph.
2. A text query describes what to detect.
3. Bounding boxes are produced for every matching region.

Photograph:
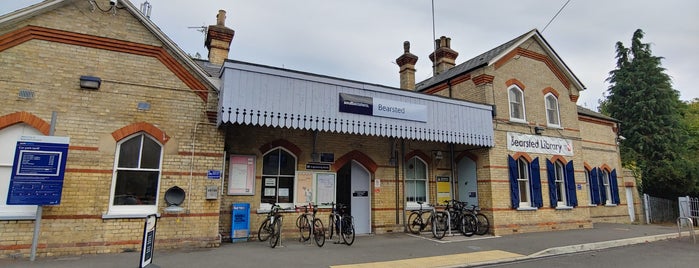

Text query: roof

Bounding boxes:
[0,0,218,92]
[416,29,585,92]
[577,106,619,123]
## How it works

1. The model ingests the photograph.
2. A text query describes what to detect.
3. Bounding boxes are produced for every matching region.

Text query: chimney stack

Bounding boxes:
[395,41,418,90]
[429,36,458,75]
[205,10,235,65]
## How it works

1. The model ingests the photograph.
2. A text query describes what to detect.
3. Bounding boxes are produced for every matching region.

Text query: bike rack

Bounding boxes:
[676,216,695,244]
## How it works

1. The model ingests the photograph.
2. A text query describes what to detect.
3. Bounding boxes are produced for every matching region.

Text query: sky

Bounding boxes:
[2,0,698,110]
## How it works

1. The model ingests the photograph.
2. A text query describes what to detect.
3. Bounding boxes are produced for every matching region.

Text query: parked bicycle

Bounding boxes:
[465,204,490,235]
[444,199,476,237]
[324,202,355,245]
[295,202,325,247]
[407,201,448,239]
[257,202,284,248]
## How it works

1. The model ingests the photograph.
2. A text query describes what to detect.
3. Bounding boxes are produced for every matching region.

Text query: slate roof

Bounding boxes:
[577,106,619,122]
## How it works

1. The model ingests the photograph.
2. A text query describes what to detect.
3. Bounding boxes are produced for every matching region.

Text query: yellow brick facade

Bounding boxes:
[0,1,223,258]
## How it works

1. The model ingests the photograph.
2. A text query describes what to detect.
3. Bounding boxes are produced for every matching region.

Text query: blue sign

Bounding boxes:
[207,170,221,179]
[7,135,70,205]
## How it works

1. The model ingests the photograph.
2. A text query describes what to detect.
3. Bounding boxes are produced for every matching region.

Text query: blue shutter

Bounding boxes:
[546,159,557,208]
[589,167,601,205]
[508,155,519,209]
[598,169,607,204]
[610,169,620,205]
[530,158,543,208]
[565,161,578,207]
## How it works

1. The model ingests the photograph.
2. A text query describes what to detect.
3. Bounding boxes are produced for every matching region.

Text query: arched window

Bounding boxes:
[508,86,526,122]
[405,157,428,205]
[261,148,296,205]
[553,161,566,206]
[602,169,613,205]
[109,133,162,216]
[516,157,531,207]
[545,93,561,127]
[0,124,42,219]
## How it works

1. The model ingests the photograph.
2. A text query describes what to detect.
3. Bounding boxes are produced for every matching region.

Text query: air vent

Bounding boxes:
[137,102,151,111]
[18,89,34,99]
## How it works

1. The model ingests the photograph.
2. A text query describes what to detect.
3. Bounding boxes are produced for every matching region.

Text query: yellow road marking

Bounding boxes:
[330,250,524,268]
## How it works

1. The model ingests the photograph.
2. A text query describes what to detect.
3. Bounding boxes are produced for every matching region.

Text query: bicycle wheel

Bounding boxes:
[462,214,476,237]
[431,212,448,239]
[340,216,355,246]
[407,212,423,234]
[328,215,336,240]
[475,213,490,235]
[257,218,271,241]
[297,215,311,241]
[269,217,282,248]
[313,218,325,247]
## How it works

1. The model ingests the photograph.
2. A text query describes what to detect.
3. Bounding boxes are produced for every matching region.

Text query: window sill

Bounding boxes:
[555,206,573,210]
[0,215,36,221]
[604,204,618,207]
[509,118,528,125]
[102,213,160,219]
[516,207,537,211]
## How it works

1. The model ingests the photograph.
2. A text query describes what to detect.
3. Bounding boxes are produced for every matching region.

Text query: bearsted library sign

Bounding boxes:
[507,132,573,156]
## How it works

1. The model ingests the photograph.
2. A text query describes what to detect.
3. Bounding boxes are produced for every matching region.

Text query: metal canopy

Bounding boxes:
[218,61,494,147]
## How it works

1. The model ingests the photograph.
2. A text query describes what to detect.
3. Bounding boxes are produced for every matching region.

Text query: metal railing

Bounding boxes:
[677,196,698,244]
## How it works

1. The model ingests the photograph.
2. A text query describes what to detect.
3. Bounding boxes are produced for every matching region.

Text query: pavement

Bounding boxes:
[1,222,695,268]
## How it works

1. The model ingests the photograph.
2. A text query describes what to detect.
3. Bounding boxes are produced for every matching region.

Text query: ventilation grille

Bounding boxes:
[18,89,34,99]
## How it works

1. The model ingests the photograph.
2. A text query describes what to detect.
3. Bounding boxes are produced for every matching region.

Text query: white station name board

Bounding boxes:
[507,132,573,156]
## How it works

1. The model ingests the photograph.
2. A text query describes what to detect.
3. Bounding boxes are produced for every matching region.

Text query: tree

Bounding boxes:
[603,29,695,198]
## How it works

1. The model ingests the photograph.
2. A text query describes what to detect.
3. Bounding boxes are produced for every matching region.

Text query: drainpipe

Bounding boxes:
[450,143,456,200]
[401,139,406,231]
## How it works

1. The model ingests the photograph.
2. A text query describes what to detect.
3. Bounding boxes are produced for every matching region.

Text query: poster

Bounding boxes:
[295,171,314,205]
[315,173,336,205]
[228,155,255,195]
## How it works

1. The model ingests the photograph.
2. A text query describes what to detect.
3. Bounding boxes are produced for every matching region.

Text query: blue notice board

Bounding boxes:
[7,135,70,205]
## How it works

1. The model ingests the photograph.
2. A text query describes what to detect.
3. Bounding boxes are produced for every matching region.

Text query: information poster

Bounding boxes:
[139,214,158,268]
[228,155,255,195]
[295,171,314,205]
[7,135,70,205]
[315,173,336,205]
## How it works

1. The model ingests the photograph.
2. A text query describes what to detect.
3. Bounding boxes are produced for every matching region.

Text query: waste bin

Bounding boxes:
[231,203,250,242]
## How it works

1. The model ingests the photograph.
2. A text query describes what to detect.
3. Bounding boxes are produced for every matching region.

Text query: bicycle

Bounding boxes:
[406,201,447,239]
[324,202,355,245]
[444,199,476,237]
[257,202,284,248]
[465,204,490,235]
[295,202,325,247]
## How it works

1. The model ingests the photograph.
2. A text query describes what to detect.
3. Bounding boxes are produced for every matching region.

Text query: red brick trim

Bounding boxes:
[0,26,209,101]
[578,115,616,127]
[258,139,302,156]
[472,74,494,86]
[405,150,432,165]
[0,111,50,134]
[511,152,533,163]
[455,151,478,163]
[549,155,568,164]
[505,78,526,90]
[69,146,99,151]
[494,47,571,89]
[111,122,170,144]
[177,151,225,157]
[332,150,378,173]
[570,95,579,102]
[542,87,560,98]
[584,162,592,171]
[65,168,113,173]
[600,164,612,173]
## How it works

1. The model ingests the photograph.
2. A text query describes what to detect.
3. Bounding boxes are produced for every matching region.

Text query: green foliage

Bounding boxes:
[603,29,696,197]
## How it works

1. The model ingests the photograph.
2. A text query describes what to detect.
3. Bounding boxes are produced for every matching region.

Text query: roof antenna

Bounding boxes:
[188,25,207,34]
[140,1,152,19]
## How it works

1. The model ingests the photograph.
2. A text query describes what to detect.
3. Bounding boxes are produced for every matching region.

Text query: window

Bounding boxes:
[602,170,613,205]
[0,124,41,219]
[508,86,526,122]
[508,155,542,209]
[585,168,596,205]
[545,94,560,127]
[546,159,577,208]
[261,148,296,205]
[405,157,427,205]
[589,167,620,206]
[108,133,162,216]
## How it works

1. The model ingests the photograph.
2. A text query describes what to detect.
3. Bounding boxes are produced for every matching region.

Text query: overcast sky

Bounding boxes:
[2,0,698,110]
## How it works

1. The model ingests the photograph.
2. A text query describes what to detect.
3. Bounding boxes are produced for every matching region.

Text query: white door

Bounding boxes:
[457,158,478,206]
[626,187,635,222]
[350,161,371,234]
[0,124,41,218]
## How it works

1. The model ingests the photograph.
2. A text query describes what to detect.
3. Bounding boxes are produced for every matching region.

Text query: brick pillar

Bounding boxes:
[428,36,458,75]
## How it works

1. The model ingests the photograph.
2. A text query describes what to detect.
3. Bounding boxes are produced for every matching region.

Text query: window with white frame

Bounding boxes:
[108,133,162,216]
[405,157,427,205]
[553,161,567,207]
[602,169,613,205]
[545,94,560,127]
[261,148,296,206]
[516,157,531,207]
[508,86,526,122]
[0,124,41,219]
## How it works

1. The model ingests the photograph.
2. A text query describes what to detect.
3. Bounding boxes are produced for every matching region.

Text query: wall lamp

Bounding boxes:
[79,75,101,90]
[534,126,545,135]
